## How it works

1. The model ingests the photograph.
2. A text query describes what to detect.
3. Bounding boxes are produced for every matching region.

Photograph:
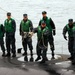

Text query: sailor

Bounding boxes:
[72,22,75,65]
[19,14,33,62]
[34,21,50,63]
[4,12,16,57]
[38,11,56,59]
[63,19,75,61]
[0,24,5,57]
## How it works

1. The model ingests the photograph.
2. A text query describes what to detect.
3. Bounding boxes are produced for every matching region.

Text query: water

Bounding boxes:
[0,0,75,55]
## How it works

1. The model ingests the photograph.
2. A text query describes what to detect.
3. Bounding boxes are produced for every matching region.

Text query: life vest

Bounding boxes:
[21,20,30,32]
[37,26,48,40]
[40,17,52,32]
[66,24,75,37]
[4,18,14,32]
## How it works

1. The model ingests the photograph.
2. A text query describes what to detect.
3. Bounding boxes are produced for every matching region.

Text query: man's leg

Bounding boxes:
[35,43,41,61]
[40,49,47,63]
[27,38,33,56]
[68,37,74,60]
[11,36,16,57]
[27,38,34,62]
[72,46,75,65]
[6,37,11,57]
[22,39,28,62]
[22,39,27,56]
[71,37,75,65]
[1,44,5,57]
[48,35,55,59]
[0,39,5,57]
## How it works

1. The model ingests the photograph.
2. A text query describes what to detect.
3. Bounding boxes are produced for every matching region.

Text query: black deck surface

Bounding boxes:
[0,53,75,75]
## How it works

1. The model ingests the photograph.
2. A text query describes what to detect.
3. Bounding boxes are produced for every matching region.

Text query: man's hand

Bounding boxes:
[53,30,56,36]
[20,32,26,36]
[64,35,67,40]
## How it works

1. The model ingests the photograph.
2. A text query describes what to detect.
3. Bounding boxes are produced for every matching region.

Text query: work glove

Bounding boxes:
[53,30,56,36]
[28,32,34,37]
[23,32,27,38]
[21,32,27,39]
[24,32,27,34]
[64,35,67,40]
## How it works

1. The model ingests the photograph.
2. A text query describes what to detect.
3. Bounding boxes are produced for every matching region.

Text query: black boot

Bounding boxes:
[40,59,45,64]
[24,56,28,62]
[22,51,27,56]
[30,50,33,56]
[45,57,48,61]
[5,53,11,57]
[12,54,16,58]
[51,50,55,60]
[35,56,41,61]
[29,50,34,62]
[22,52,25,56]
[68,56,73,60]
[72,60,75,65]
[17,48,22,53]
[30,56,34,62]
[2,52,5,57]
[51,56,55,60]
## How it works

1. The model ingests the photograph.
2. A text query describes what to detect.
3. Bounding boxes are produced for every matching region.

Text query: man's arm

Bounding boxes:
[33,27,38,33]
[1,24,5,33]
[4,20,6,32]
[50,18,55,29]
[19,23,22,35]
[50,18,56,35]
[38,20,41,26]
[63,25,68,40]
[29,20,33,32]
[12,20,16,32]
[1,24,5,37]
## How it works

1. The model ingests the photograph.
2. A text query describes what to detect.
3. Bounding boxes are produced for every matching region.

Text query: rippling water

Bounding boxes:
[0,0,75,54]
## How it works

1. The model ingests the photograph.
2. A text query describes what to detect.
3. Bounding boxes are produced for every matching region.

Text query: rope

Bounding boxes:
[0,6,66,60]
[42,33,48,49]
[0,7,8,12]
[38,33,48,49]
[0,6,19,21]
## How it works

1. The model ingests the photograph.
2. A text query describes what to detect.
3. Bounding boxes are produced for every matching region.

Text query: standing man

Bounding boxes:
[72,22,75,65]
[4,12,16,57]
[19,14,33,62]
[38,11,56,59]
[63,19,75,61]
[0,24,5,57]
[34,21,50,63]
